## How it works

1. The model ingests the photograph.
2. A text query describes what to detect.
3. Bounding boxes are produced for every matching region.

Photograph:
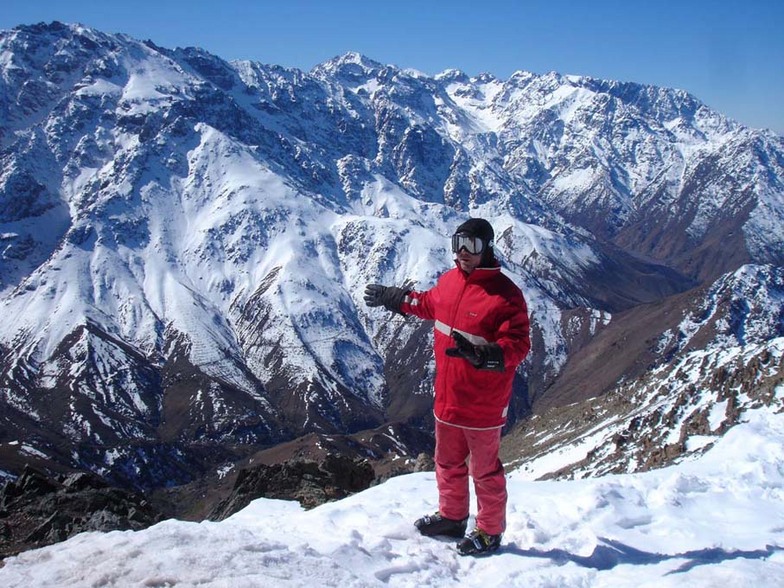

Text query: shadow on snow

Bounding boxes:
[503,537,783,574]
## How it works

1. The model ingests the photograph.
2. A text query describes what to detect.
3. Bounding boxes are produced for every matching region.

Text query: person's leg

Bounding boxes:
[466,427,506,535]
[434,420,470,521]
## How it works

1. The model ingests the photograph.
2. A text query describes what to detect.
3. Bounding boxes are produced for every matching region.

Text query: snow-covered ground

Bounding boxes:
[2,402,783,587]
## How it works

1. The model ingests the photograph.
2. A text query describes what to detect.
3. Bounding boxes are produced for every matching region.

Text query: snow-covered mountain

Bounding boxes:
[503,264,784,477]
[1,21,783,491]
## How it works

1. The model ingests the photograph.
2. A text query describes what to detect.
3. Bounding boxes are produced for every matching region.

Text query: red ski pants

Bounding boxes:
[434,419,507,535]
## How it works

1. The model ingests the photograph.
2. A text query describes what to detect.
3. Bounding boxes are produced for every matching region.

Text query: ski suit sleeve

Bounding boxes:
[493,291,531,370]
[399,282,440,321]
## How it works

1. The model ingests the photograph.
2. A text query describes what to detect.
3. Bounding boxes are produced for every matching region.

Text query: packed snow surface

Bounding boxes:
[1,403,783,587]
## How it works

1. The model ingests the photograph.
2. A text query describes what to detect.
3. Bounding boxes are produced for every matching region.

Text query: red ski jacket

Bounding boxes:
[400,263,530,429]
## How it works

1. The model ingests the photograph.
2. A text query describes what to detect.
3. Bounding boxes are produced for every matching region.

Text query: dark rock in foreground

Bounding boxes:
[209,454,376,520]
[0,466,162,560]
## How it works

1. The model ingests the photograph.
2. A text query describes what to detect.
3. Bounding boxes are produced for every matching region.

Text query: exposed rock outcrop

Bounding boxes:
[209,454,376,520]
[0,467,161,560]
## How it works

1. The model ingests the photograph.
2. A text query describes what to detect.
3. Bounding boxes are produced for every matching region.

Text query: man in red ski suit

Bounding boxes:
[364,218,530,555]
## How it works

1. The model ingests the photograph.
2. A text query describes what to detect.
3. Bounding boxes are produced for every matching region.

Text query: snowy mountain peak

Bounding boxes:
[434,68,471,83]
[311,51,385,81]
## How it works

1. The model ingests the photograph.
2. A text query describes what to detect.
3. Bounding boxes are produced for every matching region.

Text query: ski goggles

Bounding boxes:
[451,232,488,255]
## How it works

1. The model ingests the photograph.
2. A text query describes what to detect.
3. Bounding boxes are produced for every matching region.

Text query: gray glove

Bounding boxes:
[446,331,505,371]
[364,284,408,314]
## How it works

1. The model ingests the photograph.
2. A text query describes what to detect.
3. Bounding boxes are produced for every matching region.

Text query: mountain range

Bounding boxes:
[1,21,783,500]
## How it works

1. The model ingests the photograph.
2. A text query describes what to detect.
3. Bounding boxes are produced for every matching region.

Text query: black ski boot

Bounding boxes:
[456,528,502,556]
[414,511,468,537]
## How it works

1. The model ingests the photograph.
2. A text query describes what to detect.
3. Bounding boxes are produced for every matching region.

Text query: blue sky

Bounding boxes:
[2,0,782,133]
